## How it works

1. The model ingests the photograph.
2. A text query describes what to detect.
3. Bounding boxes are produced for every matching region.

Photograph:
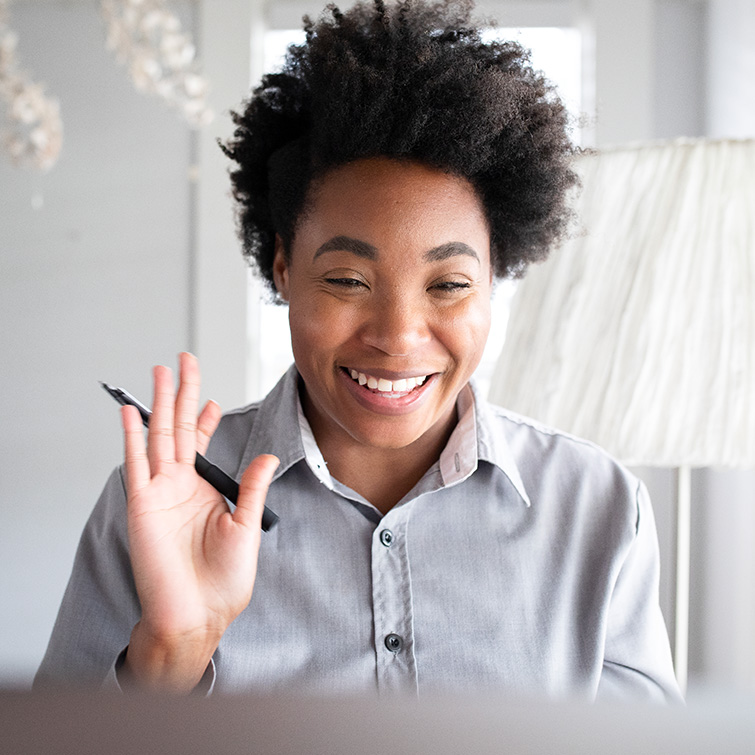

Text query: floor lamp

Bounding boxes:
[488,138,755,696]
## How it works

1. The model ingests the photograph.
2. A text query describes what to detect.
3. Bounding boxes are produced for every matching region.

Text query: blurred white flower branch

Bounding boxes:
[101,0,214,127]
[0,0,213,171]
[0,0,63,171]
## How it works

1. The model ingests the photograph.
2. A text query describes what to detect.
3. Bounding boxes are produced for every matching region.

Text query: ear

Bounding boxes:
[272,235,290,302]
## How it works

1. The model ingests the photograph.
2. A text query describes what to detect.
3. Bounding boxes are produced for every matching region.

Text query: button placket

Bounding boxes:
[371,515,417,694]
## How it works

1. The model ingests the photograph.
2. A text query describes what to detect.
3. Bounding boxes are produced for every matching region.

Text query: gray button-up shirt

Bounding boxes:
[36,366,682,702]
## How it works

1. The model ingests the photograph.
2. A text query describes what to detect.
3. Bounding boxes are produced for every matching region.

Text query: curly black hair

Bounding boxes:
[221,0,577,294]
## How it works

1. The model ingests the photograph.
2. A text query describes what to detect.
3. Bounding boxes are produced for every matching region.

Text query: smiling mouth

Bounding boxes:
[344,368,429,395]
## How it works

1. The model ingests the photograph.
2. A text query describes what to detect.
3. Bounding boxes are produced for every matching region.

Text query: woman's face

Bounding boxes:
[273,157,492,455]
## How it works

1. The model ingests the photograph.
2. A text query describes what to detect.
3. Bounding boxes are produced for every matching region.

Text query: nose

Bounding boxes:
[358,290,431,356]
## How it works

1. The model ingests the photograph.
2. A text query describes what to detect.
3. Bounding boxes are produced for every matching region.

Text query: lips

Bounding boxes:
[337,365,436,417]
[347,368,428,394]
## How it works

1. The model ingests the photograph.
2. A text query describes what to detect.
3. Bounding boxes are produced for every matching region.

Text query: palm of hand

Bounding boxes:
[126,466,261,642]
[122,355,276,648]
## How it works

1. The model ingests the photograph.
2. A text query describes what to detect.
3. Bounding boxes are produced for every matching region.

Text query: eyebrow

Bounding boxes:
[423,241,480,263]
[313,236,378,260]
[313,236,481,264]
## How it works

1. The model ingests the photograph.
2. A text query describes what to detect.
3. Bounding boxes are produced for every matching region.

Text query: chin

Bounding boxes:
[341,410,450,453]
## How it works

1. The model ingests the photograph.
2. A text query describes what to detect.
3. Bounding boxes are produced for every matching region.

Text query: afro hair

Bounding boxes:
[221,0,578,294]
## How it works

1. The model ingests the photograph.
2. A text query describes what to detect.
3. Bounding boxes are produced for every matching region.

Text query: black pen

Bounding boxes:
[100,382,279,532]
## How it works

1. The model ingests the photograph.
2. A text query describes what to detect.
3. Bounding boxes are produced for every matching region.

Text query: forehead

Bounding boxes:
[292,157,491,263]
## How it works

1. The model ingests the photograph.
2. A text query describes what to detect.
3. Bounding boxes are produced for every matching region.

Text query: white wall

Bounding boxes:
[706,0,755,138]
[654,0,706,139]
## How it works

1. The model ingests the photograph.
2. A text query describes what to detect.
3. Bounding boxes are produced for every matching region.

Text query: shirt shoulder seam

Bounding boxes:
[486,403,628,460]
[220,401,263,419]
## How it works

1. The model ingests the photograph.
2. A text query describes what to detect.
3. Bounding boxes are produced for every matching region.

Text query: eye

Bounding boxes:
[325,277,367,289]
[430,280,472,293]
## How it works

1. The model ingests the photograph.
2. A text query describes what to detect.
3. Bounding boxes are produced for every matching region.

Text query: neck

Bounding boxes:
[303,394,459,516]
[328,436,450,516]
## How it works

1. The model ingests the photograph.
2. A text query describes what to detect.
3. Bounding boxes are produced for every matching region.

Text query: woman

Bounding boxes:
[37,0,681,701]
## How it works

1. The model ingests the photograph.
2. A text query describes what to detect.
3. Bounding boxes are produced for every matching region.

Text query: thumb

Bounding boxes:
[234,454,280,530]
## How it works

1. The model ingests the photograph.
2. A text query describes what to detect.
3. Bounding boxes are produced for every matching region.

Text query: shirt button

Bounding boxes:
[379,529,394,547]
[384,633,403,653]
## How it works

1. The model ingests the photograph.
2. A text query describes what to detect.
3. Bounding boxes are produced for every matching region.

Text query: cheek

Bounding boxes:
[287,304,318,356]
[441,299,492,361]
[287,294,353,358]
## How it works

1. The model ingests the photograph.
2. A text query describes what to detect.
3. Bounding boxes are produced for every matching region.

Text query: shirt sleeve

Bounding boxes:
[597,480,684,704]
[104,647,216,695]
[34,467,141,689]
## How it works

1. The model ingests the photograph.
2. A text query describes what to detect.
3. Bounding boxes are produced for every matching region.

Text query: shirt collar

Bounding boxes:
[237,365,307,484]
[237,364,530,507]
[297,398,335,490]
[470,381,531,506]
[439,382,531,507]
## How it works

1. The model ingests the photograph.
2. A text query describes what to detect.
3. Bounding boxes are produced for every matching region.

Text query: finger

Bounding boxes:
[234,455,280,531]
[147,365,176,473]
[122,405,150,497]
[174,352,202,464]
[196,399,222,456]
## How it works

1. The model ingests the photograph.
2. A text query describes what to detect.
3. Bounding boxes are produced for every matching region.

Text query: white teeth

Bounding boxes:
[349,370,428,393]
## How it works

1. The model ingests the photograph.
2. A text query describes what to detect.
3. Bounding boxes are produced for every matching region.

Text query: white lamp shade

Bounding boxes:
[489,138,755,468]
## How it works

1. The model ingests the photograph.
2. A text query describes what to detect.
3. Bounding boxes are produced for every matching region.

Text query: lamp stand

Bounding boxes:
[672,465,691,696]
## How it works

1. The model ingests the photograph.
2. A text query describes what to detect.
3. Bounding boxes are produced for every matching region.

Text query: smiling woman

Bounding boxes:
[36,0,681,703]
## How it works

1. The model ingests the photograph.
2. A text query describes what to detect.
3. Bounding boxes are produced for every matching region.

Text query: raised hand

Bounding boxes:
[120,352,278,692]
